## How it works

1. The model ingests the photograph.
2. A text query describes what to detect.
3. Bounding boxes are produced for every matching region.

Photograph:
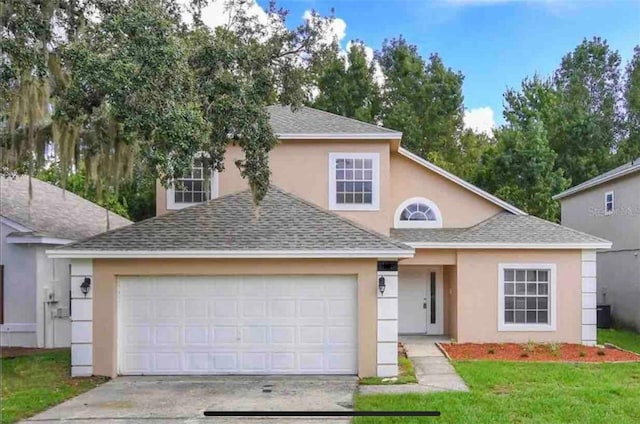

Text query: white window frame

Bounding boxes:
[498,263,557,332]
[394,197,443,229]
[166,167,219,211]
[604,191,614,215]
[328,152,380,211]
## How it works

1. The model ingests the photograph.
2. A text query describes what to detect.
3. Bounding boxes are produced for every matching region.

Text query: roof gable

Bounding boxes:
[51,187,413,258]
[397,147,527,216]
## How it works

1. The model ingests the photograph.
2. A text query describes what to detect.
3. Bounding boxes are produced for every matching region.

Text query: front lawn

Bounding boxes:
[599,328,640,353]
[1,349,107,424]
[355,361,640,423]
[360,356,418,385]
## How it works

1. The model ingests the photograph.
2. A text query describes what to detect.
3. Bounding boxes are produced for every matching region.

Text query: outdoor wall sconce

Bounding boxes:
[378,276,386,295]
[80,277,91,297]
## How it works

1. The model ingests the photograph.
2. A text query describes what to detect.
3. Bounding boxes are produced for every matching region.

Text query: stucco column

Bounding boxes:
[377,262,398,377]
[581,250,597,346]
[70,259,93,376]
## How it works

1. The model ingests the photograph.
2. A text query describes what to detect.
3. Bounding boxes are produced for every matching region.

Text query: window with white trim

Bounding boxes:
[166,157,218,210]
[498,263,556,331]
[394,197,443,228]
[604,191,614,215]
[329,153,379,210]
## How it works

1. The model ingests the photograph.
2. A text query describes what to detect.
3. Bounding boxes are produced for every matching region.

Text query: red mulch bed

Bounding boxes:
[440,343,640,362]
[0,347,68,359]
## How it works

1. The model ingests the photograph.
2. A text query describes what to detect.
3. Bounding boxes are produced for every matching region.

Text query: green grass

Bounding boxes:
[1,350,108,424]
[598,328,640,354]
[360,356,418,385]
[355,361,640,423]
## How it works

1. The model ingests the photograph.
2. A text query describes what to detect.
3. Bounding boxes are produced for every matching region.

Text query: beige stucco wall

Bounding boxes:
[455,249,582,343]
[389,154,503,228]
[155,180,167,217]
[156,142,508,235]
[157,141,392,235]
[400,249,456,266]
[443,265,458,339]
[92,258,378,378]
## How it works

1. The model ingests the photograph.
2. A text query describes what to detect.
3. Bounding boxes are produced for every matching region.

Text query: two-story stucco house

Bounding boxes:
[554,159,640,332]
[49,106,610,378]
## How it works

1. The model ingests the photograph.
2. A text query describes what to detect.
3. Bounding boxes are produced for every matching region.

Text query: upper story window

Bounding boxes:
[498,263,556,332]
[166,156,218,210]
[329,152,379,211]
[604,191,614,215]
[394,197,443,228]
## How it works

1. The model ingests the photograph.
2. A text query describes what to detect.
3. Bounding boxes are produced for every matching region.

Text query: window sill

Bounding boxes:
[167,202,203,211]
[329,204,380,212]
[498,323,556,332]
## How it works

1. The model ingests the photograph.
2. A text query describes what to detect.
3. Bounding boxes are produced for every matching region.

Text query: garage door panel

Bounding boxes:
[299,300,324,317]
[213,326,238,344]
[270,326,295,344]
[212,300,237,318]
[241,300,266,317]
[155,326,180,345]
[156,352,182,372]
[118,275,357,375]
[184,299,208,318]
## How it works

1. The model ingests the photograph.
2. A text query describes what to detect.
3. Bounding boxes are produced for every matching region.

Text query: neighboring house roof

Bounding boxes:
[1,176,132,243]
[553,159,640,200]
[397,147,527,216]
[49,187,414,259]
[267,105,403,139]
[391,212,611,249]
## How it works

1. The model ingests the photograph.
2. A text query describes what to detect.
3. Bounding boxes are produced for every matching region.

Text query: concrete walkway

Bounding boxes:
[359,336,469,395]
[402,335,469,392]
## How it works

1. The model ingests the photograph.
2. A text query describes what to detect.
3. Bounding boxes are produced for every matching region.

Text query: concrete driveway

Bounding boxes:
[22,376,358,423]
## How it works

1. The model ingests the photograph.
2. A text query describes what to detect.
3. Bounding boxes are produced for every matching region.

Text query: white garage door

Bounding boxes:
[117,275,358,375]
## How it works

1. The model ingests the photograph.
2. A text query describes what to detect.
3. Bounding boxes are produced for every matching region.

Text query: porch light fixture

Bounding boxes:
[80,277,91,297]
[378,276,386,295]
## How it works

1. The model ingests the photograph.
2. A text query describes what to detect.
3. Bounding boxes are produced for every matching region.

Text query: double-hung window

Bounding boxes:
[604,191,614,215]
[329,152,379,211]
[166,157,218,210]
[498,263,556,331]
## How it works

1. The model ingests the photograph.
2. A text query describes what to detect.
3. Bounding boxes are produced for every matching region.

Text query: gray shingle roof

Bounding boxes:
[553,158,640,200]
[391,213,611,247]
[58,187,412,254]
[267,105,401,137]
[1,176,132,240]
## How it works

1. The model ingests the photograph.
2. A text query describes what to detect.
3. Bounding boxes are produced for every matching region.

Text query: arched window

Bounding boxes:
[394,197,443,228]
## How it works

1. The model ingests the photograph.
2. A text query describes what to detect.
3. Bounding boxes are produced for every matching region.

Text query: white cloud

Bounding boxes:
[180,0,270,30]
[464,107,496,135]
[303,10,347,45]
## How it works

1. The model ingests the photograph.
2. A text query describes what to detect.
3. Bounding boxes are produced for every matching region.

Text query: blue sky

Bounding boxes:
[256,0,640,132]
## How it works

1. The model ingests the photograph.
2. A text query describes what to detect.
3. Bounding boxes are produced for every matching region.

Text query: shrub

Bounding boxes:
[488,348,495,355]
[527,340,537,353]
[549,342,561,356]
[579,351,587,357]
[597,349,606,356]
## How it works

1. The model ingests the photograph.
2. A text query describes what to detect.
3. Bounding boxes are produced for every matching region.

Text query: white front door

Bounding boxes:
[398,267,444,335]
[117,275,358,375]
